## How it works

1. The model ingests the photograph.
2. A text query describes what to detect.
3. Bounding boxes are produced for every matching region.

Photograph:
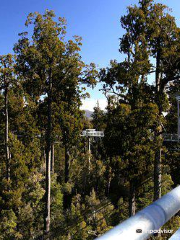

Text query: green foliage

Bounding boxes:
[0,210,19,240]
[0,3,180,239]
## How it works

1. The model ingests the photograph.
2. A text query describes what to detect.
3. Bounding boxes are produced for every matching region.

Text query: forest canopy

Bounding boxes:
[0,1,180,239]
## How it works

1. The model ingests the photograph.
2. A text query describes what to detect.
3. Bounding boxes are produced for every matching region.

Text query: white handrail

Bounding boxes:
[95,186,180,240]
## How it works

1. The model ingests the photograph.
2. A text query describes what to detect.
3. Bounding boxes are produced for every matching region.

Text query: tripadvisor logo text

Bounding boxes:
[136,229,173,234]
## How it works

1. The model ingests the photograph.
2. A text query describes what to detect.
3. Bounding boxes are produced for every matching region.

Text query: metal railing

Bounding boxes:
[95,185,180,240]
[163,133,179,142]
[81,129,104,137]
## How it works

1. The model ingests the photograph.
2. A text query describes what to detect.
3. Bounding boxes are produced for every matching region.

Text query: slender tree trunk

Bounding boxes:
[88,136,91,171]
[5,87,10,181]
[155,45,161,93]
[45,148,51,237]
[63,142,70,209]
[154,44,162,201]
[107,157,112,196]
[44,73,52,237]
[65,143,70,183]
[51,144,54,173]
[154,148,162,200]
[107,177,111,196]
[129,181,136,216]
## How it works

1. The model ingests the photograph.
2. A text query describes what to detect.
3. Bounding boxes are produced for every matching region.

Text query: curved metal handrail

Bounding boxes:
[95,186,180,240]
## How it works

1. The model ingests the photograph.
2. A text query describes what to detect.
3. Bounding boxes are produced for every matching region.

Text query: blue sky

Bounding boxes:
[1,0,180,110]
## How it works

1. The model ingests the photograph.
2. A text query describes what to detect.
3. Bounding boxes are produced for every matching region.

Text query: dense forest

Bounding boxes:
[1,0,180,239]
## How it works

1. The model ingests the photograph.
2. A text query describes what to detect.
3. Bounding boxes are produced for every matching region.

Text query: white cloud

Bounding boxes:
[81,98,107,111]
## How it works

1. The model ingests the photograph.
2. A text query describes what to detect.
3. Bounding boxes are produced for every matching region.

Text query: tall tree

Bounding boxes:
[100,1,180,215]
[14,10,97,236]
[121,0,180,201]
[0,54,15,181]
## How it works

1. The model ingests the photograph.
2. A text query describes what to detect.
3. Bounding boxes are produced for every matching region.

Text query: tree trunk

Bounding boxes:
[107,177,111,196]
[44,73,52,237]
[88,136,91,171]
[154,44,162,201]
[45,149,51,236]
[107,157,112,196]
[5,87,10,181]
[51,144,54,174]
[65,143,70,184]
[63,142,70,209]
[154,148,162,200]
[129,181,136,217]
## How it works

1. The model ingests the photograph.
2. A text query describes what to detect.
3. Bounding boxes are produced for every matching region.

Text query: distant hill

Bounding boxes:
[84,110,93,119]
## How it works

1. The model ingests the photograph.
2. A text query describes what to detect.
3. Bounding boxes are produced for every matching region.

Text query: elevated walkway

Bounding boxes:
[163,133,179,142]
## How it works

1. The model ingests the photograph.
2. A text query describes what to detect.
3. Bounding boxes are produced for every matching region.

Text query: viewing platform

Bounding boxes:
[163,133,179,142]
